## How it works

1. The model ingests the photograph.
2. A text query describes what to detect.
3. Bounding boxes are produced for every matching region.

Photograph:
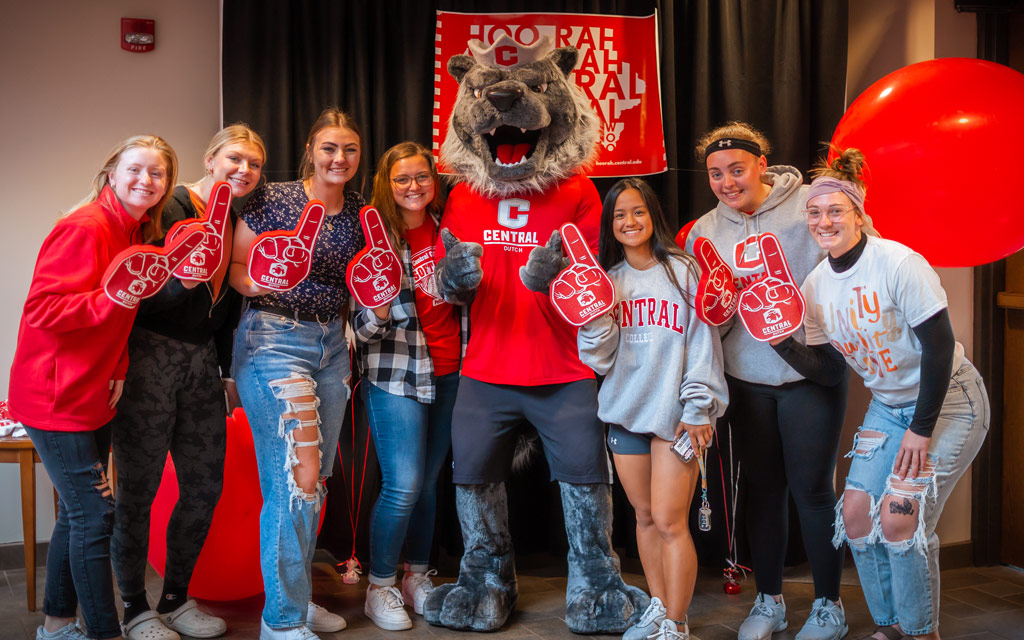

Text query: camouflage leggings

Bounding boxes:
[110,328,226,597]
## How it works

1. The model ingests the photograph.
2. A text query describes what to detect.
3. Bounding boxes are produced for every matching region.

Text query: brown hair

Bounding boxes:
[73,135,178,243]
[369,141,445,249]
[299,107,363,188]
[694,121,772,163]
[809,146,879,237]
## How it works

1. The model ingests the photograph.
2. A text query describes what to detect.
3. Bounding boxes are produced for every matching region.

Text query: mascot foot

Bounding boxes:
[560,482,650,634]
[423,483,517,631]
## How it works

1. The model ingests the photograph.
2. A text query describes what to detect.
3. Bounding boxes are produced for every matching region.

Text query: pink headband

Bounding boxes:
[807,176,865,213]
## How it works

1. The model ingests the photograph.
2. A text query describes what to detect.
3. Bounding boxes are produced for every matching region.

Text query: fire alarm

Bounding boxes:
[122,18,155,52]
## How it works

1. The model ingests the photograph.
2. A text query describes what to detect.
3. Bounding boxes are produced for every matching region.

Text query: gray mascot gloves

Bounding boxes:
[520,230,569,293]
[435,229,484,305]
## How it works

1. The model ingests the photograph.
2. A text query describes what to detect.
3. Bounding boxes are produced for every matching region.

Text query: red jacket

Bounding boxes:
[9,186,141,431]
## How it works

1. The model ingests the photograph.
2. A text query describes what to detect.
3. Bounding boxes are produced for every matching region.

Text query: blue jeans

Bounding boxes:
[26,424,120,640]
[232,308,350,629]
[835,361,989,635]
[363,372,458,584]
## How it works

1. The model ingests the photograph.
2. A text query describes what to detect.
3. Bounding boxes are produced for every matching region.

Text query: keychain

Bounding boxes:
[696,447,712,532]
[341,556,362,584]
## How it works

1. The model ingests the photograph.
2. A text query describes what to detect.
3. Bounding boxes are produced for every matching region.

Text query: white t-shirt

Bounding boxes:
[802,235,964,406]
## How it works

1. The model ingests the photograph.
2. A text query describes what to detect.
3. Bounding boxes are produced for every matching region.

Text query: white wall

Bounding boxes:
[847,0,977,545]
[0,0,220,544]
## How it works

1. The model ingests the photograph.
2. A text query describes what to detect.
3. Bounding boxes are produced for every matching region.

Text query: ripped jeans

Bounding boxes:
[836,361,989,635]
[232,308,350,629]
[26,423,121,639]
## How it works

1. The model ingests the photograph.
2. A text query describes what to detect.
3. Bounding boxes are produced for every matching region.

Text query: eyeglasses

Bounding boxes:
[391,173,434,189]
[804,205,855,222]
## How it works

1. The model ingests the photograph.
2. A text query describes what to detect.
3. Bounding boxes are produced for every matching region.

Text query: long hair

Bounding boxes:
[298,107,363,191]
[71,135,178,243]
[598,177,698,305]
[369,141,445,250]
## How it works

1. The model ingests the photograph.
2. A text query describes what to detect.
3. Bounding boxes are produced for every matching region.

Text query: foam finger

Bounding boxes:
[359,206,393,251]
[294,200,327,246]
[559,223,597,267]
[164,224,207,266]
[205,181,234,236]
[695,237,726,273]
[758,233,794,281]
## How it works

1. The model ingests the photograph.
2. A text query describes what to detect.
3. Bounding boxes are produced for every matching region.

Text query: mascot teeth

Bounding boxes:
[483,125,541,166]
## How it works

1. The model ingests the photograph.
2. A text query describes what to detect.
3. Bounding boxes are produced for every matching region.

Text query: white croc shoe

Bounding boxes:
[160,600,227,638]
[122,610,181,640]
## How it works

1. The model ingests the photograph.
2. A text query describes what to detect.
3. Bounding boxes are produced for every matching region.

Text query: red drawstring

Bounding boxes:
[335,345,372,582]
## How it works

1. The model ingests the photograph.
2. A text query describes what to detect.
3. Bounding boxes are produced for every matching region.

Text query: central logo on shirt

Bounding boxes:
[733,236,762,270]
[497,198,529,229]
[411,246,443,305]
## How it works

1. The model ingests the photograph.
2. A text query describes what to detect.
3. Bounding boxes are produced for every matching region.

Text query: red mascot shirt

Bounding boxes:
[438,174,600,386]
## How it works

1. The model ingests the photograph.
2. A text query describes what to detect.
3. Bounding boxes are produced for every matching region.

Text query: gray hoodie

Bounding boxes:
[685,166,826,386]
[578,255,728,442]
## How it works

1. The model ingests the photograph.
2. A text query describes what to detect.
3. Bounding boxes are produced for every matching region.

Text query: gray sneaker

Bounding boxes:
[737,593,787,640]
[36,622,89,640]
[648,618,690,640]
[795,598,848,640]
[623,596,666,640]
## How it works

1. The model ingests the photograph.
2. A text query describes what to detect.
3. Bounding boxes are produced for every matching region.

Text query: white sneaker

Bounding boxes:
[795,598,848,640]
[36,622,90,640]
[306,601,347,632]
[624,596,667,640]
[364,585,413,631]
[738,594,787,640]
[401,569,437,615]
[260,619,319,640]
[161,600,227,638]
[648,618,690,640]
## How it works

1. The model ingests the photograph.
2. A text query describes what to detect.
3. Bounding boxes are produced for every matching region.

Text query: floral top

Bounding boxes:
[241,180,365,316]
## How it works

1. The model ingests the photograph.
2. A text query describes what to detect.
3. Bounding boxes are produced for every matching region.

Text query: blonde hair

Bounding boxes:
[694,121,772,162]
[204,123,266,169]
[73,135,178,243]
[369,141,445,249]
[810,146,880,237]
[298,107,362,187]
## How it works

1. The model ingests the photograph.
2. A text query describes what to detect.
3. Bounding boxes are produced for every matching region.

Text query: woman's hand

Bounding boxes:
[893,430,931,480]
[371,304,391,321]
[223,378,241,413]
[108,379,125,409]
[677,421,714,453]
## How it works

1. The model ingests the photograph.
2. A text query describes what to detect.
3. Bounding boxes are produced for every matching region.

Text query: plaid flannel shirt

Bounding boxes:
[352,245,437,402]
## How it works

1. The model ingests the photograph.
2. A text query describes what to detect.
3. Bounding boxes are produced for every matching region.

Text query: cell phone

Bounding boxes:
[671,433,695,462]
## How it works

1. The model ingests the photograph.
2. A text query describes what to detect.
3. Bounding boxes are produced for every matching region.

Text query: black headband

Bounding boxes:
[705,137,763,159]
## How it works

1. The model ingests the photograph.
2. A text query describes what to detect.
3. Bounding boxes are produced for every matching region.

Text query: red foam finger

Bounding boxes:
[360,206,394,251]
[163,224,207,267]
[757,233,794,282]
[294,200,327,248]
[559,223,597,267]
[205,181,233,236]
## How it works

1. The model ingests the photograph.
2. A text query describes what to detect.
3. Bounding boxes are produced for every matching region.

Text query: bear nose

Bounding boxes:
[486,87,522,112]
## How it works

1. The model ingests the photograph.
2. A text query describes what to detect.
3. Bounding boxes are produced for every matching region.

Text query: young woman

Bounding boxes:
[229,108,364,640]
[683,122,848,640]
[352,141,460,630]
[771,148,988,640]
[8,135,177,640]
[110,125,266,640]
[578,178,727,640]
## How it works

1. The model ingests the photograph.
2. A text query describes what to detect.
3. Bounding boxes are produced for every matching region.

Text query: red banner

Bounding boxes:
[434,11,666,177]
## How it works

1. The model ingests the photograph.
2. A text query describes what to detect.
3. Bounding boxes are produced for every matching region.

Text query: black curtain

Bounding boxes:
[223,0,848,570]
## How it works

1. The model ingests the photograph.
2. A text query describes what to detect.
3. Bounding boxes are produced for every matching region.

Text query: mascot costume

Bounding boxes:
[422,34,648,633]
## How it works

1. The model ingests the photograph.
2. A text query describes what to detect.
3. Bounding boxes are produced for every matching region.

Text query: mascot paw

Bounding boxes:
[423,577,517,632]
[436,229,483,304]
[565,581,649,634]
[520,230,568,293]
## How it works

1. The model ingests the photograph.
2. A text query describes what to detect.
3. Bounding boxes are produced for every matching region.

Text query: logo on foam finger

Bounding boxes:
[549,223,615,326]
[736,233,805,341]
[247,200,326,291]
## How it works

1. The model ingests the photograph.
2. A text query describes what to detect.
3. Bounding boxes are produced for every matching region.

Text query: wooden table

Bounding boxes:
[0,436,43,611]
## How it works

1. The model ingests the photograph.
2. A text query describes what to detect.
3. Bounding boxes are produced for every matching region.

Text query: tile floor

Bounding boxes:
[2,553,1023,640]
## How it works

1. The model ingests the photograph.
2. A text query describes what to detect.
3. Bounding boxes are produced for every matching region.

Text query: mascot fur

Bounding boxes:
[423,34,648,633]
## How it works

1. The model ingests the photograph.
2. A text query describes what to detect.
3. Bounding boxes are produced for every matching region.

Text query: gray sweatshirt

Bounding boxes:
[578,255,728,442]
[684,166,826,386]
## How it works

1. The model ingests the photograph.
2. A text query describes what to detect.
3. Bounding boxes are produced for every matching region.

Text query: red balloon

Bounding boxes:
[149,408,330,601]
[830,58,1024,267]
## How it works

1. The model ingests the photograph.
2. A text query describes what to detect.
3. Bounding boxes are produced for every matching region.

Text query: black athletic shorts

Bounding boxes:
[450,376,611,484]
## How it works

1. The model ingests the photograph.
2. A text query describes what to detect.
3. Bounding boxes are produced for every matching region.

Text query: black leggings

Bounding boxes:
[110,328,226,599]
[727,373,847,601]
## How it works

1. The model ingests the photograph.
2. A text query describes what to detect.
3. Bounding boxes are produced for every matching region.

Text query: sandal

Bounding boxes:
[122,611,181,640]
[161,600,227,638]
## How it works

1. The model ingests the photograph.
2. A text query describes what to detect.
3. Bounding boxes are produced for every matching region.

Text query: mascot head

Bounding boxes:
[441,34,600,198]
